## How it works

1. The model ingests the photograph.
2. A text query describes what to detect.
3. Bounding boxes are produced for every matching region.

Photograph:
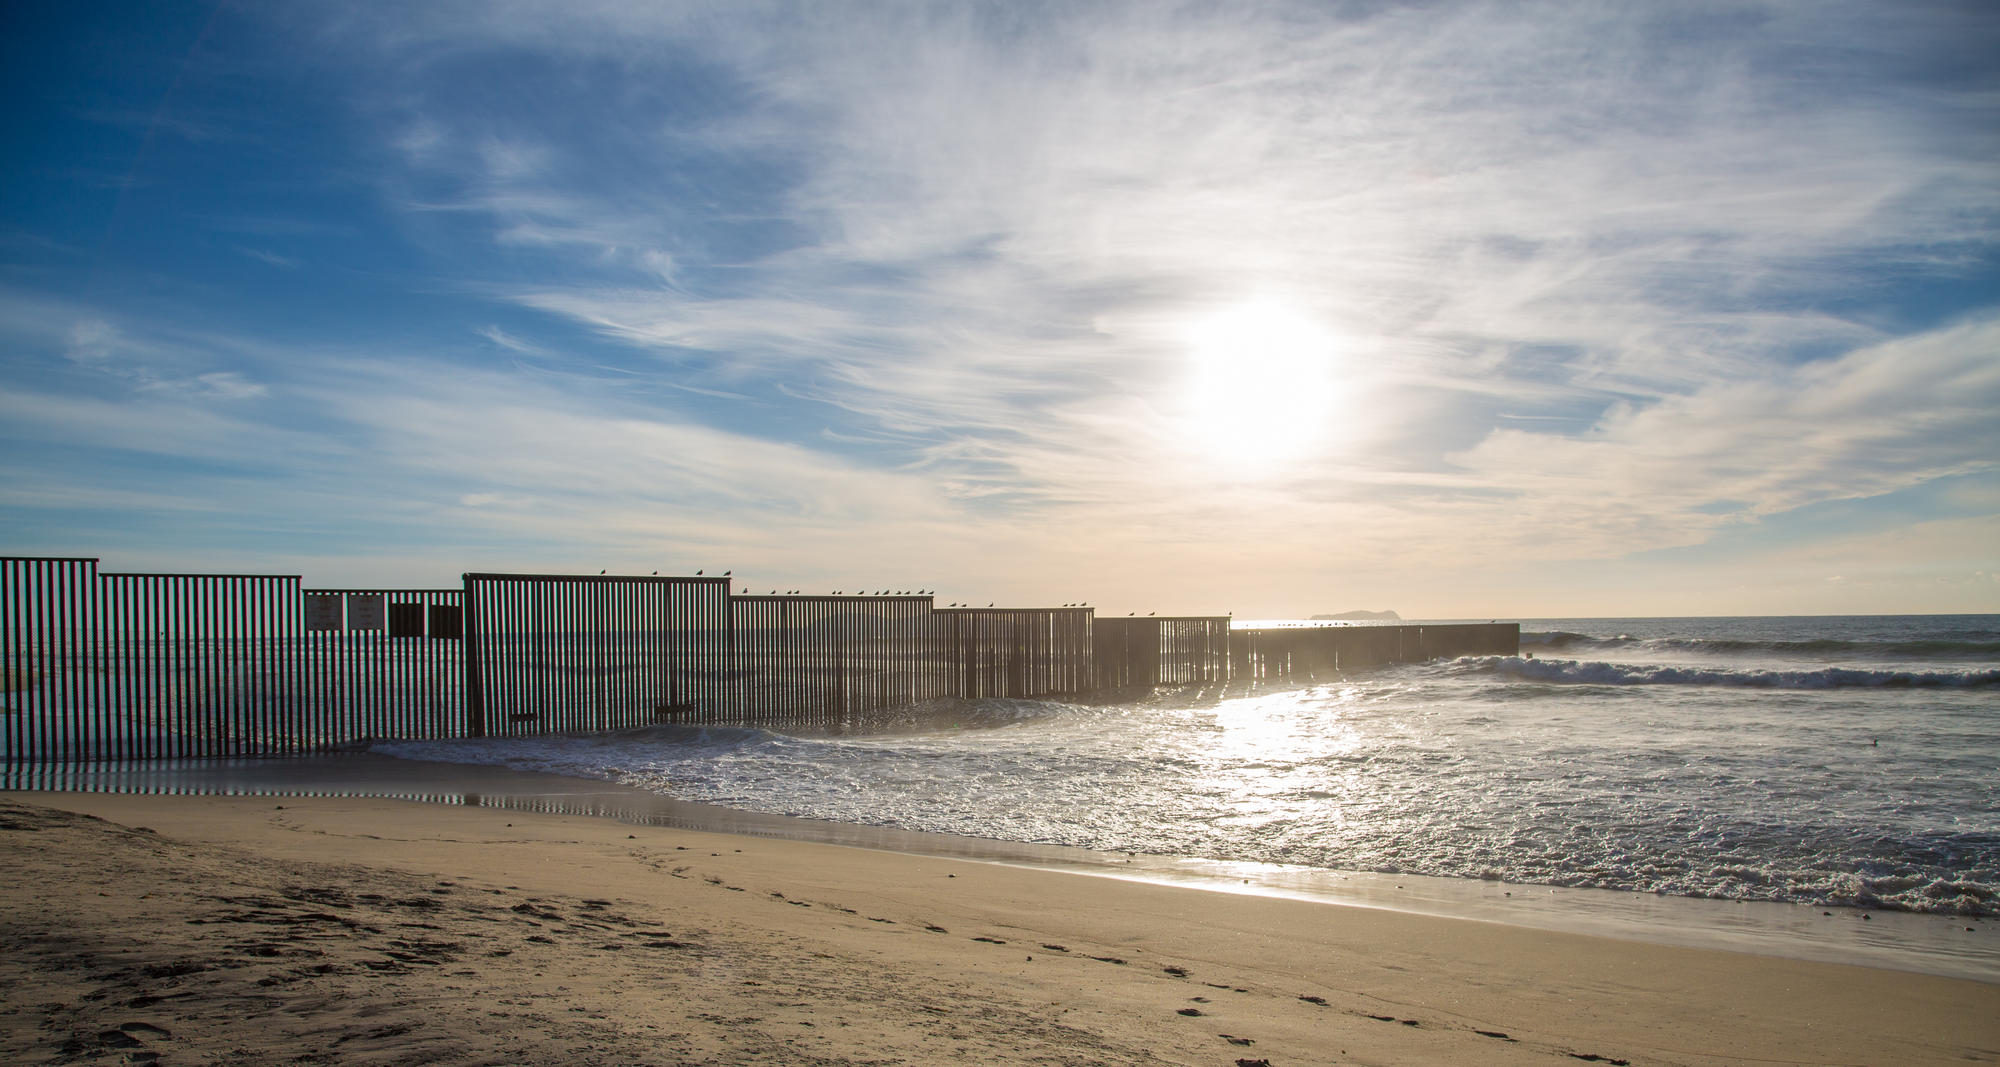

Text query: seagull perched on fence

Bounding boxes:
[695,569,703,576]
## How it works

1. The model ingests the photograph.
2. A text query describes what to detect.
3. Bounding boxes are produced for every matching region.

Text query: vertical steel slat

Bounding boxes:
[45,561,63,761]
[162,576,179,760]
[535,578,551,733]
[70,562,90,760]
[130,577,148,760]
[344,590,360,744]
[463,577,484,738]
[36,562,56,760]
[107,573,124,762]
[47,561,69,760]
[148,576,165,760]
[229,575,247,763]
[5,561,18,758]
[569,580,583,732]
[45,562,65,759]
[514,580,531,733]
[252,578,269,754]
[229,576,246,756]
[80,563,100,762]
[202,576,219,756]
[518,578,530,731]
[546,579,562,733]
[560,577,576,733]
[388,590,404,742]
[155,576,171,760]
[194,576,213,757]
[401,589,416,737]
[233,577,251,755]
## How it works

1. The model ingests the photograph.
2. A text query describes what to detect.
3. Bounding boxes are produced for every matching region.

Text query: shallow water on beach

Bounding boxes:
[375,615,2000,925]
[11,751,1993,981]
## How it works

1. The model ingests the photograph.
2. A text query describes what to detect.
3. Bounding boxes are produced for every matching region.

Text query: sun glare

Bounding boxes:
[1178,299,1344,468]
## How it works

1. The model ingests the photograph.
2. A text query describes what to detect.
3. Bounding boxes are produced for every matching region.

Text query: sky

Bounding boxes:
[3,1,1997,619]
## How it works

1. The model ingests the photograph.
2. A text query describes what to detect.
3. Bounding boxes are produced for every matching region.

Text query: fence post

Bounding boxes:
[462,574,486,737]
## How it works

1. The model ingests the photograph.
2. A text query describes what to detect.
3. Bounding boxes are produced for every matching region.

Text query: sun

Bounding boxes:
[1177,299,1345,468]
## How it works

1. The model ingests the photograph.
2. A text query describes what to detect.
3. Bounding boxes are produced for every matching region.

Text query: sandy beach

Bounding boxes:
[0,792,1992,1066]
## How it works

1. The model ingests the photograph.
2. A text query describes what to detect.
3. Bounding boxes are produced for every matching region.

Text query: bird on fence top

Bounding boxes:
[723,570,731,576]
[599,569,606,574]
[695,569,703,575]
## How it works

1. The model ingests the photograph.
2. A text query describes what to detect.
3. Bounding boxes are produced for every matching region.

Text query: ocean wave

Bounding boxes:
[838,696,1087,734]
[1519,631,2000,660]
[1461,656,2000,690]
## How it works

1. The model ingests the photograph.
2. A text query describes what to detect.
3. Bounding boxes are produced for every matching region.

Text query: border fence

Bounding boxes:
[2,556,1517,762]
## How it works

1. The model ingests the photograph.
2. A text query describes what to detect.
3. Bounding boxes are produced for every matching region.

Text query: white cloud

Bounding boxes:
[476,324,546,356]
[236,246,300,270]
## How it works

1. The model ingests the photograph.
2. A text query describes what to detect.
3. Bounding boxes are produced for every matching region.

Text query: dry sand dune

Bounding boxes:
[2,793,1993,1065]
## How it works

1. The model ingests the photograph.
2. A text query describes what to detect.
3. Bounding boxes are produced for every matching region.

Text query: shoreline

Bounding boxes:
[5,751,1993,983]
[3,789,1996,1066]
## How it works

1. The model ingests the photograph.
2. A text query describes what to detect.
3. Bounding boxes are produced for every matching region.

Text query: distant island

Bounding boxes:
[1311,610,1401,621]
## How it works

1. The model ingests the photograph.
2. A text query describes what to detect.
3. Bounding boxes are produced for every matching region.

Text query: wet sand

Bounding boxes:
[3,792,1994,1065]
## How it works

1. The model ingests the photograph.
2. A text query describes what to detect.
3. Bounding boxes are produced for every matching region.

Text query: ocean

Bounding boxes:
[377,615,1998,923]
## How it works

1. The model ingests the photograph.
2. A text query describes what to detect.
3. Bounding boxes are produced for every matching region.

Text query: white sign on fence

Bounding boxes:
[346,593,385,631]
[303,594,344,632]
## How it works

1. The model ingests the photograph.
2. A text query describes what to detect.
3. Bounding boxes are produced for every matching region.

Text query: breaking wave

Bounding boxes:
[1464,656,2000,690]
[1519,631,2000,660]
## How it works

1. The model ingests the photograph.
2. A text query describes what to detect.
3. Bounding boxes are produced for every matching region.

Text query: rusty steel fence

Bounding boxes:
[729,595,936,728]
[722,601,1098,728]
[938,607,1095,701]
[1094,617,1234,689]
[462,573,731,737]
[3,555,1518,762]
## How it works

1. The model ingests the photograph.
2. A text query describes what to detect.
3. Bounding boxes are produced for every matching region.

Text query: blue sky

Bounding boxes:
[3,1,1996,617]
